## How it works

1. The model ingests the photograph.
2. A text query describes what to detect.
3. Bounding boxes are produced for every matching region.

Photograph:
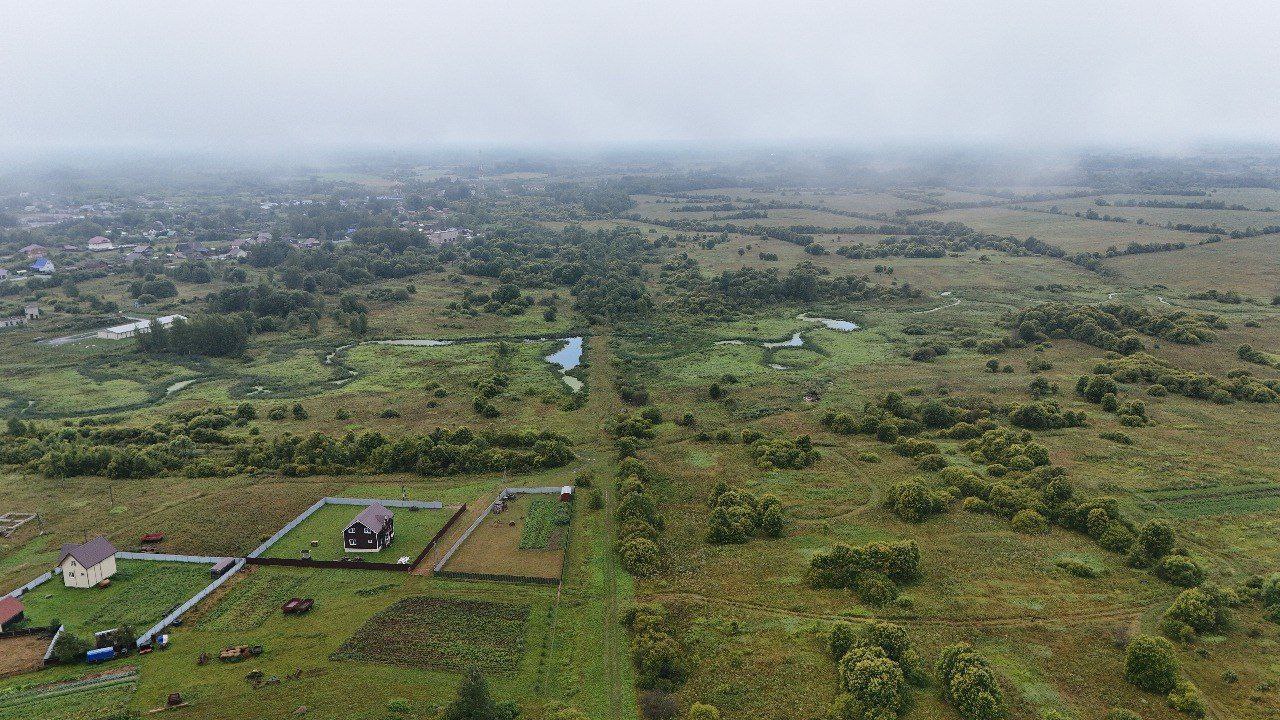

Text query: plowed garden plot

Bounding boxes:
[443,494,566,579]
[0,634,48,678]
[330,596,529,672]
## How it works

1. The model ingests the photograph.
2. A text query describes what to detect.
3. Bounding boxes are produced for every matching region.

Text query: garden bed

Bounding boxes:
[441,494,567,580]
[330,596,530,672]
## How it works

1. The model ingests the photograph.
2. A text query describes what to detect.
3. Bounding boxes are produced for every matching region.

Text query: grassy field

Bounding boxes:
[260,502,454,562]
[916,206,1216,252]
[1022,194,1280,231]
[17,560,212,638]
[6,169,1280,720]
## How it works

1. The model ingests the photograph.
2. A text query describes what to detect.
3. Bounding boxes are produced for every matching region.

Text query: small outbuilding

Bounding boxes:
[560,486,574,502]
[0,596,24,630]
[343,502,394,552]
[58,536,119,588]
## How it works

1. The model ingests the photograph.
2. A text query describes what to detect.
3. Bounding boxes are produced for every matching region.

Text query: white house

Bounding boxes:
[96,314,187,340]
[58,536,118,588]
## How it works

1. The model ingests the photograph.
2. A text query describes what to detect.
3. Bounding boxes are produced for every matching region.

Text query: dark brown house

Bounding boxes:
[343,503,394,553]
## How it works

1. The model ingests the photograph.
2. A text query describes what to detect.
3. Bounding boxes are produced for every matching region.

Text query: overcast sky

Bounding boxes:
[3,0,1280,157]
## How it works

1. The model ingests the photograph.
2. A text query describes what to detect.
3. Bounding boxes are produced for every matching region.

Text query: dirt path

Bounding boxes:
[577,334,629,720]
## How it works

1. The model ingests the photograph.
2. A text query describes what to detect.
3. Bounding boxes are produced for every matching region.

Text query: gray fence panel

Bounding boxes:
[42,625,65,662]
[247,498,327,558]
[136,559,245,647]
[116,552,232,564]
[323,497,442,510]
[5,570,53,599]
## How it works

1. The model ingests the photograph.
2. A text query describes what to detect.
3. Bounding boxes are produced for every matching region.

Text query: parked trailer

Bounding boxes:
[86,647,115,663]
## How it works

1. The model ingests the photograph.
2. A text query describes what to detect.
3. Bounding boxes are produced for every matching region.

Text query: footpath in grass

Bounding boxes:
[18,560,212,638]
[260,503,452,562]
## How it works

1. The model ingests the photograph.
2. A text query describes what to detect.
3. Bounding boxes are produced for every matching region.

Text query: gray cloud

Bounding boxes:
[3,0,1279,156]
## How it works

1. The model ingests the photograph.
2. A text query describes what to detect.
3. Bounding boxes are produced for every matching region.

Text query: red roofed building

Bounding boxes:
[0,596,24,630]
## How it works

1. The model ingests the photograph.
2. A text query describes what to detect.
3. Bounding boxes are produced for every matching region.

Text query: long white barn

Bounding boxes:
[97,314,187,340]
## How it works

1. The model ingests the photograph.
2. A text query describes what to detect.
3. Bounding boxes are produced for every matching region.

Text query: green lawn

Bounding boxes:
[130,567,557,720]
[18,559,212,637]
[259,502,453,562]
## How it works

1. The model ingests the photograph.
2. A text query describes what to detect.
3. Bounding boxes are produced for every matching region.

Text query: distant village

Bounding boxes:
[0,189,471,333]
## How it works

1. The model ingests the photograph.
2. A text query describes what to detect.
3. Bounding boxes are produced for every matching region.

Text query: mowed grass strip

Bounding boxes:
[330,596,529,672]
[260,503,452,562]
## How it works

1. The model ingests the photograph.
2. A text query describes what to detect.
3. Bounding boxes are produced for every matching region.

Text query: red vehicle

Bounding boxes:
[282,598,313,614]
[140,532,165,544]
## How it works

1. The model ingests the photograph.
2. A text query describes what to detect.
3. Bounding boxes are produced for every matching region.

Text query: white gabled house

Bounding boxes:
[58,536,119,588]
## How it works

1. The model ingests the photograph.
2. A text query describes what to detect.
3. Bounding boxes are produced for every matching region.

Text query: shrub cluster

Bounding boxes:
[746,434,820,469]
[1124,635,1206,717]
[1007,400,1087,430]
[1008,302,1217,351]
[884,480,951,523]
[1159,585,1234,642]
[808,540,920,606]
[624,603,687,693]
[615,458,665,577]
[706,482,784,543]
[829,621,925,720]
[938,643,1006,720]
[1091,353,1280,404]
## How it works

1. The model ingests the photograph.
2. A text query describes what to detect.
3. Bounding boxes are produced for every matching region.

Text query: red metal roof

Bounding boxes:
[0,596,24,625]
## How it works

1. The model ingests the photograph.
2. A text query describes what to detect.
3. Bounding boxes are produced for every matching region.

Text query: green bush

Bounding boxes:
[1166,680,1206,718]
[1124,635,1179,694]
[1156,555,1205,588]
[1010,509,1049,535]
[938,643,1005,720]
[885,480,948,523]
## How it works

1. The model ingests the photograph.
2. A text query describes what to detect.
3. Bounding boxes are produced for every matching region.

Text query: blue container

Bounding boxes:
[86,647,115,663]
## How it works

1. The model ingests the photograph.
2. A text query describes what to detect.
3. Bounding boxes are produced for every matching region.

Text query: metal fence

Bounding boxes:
[135,558,246,648]
[116,552,233,564]
[42,625,64,663]
[4,569,54,599]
